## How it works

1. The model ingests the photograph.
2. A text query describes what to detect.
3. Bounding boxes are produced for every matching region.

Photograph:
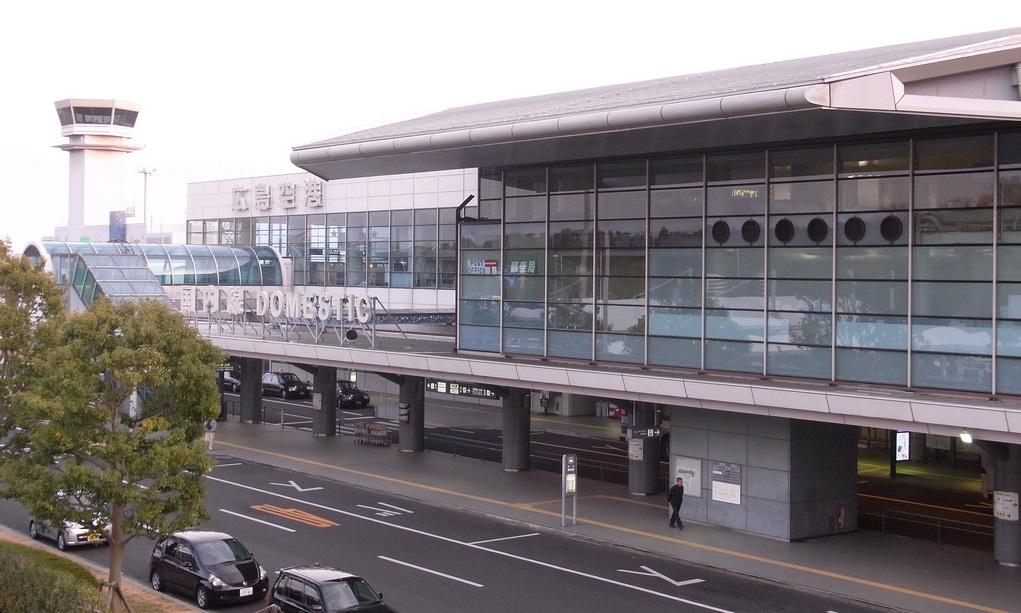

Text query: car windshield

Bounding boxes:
[321,578,380,611]
[280,373,299,383]
[194,538,251,565]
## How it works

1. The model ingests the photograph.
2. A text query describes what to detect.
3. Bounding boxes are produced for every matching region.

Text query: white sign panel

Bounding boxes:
[671,456,702,499]
[628,438,644,461]
[711,481,741,505]
[994,491,1019,521]
[895,431,910,461]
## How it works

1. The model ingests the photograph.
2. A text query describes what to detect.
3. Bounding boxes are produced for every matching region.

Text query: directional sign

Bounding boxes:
[617,565,704,587]
[269,479,323,493]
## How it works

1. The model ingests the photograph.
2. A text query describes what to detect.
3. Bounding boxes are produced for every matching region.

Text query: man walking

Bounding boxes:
[667,477,685,529]
[203,418,217,451]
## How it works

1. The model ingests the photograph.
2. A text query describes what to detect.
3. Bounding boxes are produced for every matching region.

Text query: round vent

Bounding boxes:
[774,219,795,244]
[844,216,866,243]
[807,217,829,244]
[880,215,903,243]
[741,219,760,244]
[711,220,730,244]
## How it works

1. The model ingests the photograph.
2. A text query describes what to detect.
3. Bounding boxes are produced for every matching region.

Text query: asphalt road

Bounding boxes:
[0,457,882,613]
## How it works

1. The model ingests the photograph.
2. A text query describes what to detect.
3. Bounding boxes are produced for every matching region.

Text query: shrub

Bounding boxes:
[0,540,106,612]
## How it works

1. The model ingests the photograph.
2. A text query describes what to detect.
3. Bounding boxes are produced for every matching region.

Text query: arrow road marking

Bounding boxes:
[377,502,414,514]
[251,504,339,528]
[617,566,705,587]
[269,480,323,493]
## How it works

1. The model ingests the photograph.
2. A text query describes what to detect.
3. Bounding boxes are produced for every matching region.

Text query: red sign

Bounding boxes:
[484,259,498,268]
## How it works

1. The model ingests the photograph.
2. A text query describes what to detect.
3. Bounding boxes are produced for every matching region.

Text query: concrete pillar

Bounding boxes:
[910,432,926,463]
[628,402,661,495]
[502,388,530,471]
[239,357,263,424]
[312,366,337,437]
[398,376,425,452]
[993,443,1021,566]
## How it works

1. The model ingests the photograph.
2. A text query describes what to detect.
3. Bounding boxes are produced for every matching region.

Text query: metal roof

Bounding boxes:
[291,28,1021,179]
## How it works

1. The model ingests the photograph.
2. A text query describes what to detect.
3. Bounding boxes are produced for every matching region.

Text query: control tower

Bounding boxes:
[51,98,145,242]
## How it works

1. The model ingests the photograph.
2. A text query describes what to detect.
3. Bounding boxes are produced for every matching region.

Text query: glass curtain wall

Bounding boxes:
[459,168,502,351]
[414,209,438,287]
[346,212,367,287]
[461,129,1021,396]
[391,209,413,288]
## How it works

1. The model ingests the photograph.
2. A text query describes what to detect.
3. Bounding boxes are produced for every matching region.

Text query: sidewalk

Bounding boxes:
[212,420,1021,613]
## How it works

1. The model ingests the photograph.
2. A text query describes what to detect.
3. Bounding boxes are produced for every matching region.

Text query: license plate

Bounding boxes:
[239,587,253,597]
[87,534,100,541]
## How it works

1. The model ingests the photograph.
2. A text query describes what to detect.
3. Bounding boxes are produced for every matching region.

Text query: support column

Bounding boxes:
[312,366,337,437]
[398,375,425,452]
[629,402,661,495]
[502,388,530,471]
[994,443,1021,566]
[239,357,263,424]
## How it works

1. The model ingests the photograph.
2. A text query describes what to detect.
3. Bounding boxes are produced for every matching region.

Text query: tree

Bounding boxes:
[2,298,223,611]
[0,240,64,424]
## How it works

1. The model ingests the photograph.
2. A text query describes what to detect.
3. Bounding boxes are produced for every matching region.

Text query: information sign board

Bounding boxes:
[711,461,742,505]
[994,491,1019,521]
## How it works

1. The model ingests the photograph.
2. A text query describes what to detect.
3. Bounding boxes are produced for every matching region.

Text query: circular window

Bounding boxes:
[807,217,829,244]
[880,215,903,242]
[711,220,730,244]
[741,219,761,244]
[844,216,866,243]
[774,218,795,244]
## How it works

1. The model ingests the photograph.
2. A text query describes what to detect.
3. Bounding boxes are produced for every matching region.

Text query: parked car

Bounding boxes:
[337,381,370,408]
[271,565,396,612]
[220,372,240,393]
[262,372,312,399]
[149,530,269,609]
[29,513,110,551]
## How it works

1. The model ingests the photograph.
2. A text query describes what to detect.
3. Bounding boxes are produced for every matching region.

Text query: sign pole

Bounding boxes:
[562,453,577,527]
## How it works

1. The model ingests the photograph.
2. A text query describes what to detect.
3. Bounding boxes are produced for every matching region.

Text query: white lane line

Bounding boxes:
[344,416,377,421]
[377,502,414,514]
[378,556,483,588]
[342,411,363,416]
[469,532,540,545]
[215,462,243,468]
[206,476,732,612]
[449,428,475,434]
[219,508,296,533]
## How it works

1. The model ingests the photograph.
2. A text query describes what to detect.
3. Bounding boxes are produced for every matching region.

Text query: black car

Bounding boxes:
[271,565,396,613]
[149,530,269,609]
[219,372,240,393]
[262,372,312,399]
[337,381,370,408]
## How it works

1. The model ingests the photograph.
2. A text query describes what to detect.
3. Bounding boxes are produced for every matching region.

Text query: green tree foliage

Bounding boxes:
[0,240,64,423]
[2,298,223,611]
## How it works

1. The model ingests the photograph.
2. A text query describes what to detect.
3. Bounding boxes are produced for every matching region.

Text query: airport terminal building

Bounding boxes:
[32,29,1021,562]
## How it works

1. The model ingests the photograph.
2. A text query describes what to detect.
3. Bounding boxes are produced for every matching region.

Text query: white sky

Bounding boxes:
[1,0,1017,250]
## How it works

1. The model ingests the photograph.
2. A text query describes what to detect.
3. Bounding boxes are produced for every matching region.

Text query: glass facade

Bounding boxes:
[188,208,458,290]
[460,130,1021,396]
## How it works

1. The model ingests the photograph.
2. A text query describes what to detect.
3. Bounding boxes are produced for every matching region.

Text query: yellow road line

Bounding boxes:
[251,504,339,528]
[219,440,1006,613]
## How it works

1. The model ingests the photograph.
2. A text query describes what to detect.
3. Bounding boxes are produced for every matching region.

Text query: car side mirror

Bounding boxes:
[377,592,383,599]
[311,606,323,612]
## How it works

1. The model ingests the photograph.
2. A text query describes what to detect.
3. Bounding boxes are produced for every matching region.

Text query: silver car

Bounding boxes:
[29,514,110,551]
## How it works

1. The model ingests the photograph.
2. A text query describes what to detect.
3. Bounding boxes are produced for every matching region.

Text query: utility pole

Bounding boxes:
[139,167,157,238]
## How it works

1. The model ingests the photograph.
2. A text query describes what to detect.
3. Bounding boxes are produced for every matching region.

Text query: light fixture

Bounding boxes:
[960,431,973,444]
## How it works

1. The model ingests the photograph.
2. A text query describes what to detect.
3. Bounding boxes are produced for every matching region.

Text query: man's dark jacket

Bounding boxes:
[667,483,684,507]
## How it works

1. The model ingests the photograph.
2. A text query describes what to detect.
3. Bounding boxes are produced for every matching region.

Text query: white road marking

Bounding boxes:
[358,504,405,517]
[469,532,540,545]
[269,479,323,493]
[617,565,704,587]
[344,416,376,421]
[377,556,483,587]
[215,462,243,468]
[206,475,732,612]
[219,508,296,532]
[377,502,414,514]
[449,428,475,434]
[342,411,363,416]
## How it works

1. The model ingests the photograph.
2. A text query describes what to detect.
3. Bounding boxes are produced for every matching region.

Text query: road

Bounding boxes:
[0,457,881,613]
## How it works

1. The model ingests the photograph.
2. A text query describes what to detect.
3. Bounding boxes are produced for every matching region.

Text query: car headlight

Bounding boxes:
[258,564,267,579]
[209,573,226,588]
[288,386,297,391]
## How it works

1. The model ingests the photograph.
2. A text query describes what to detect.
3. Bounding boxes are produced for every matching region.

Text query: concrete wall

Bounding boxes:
[669,406,856,540]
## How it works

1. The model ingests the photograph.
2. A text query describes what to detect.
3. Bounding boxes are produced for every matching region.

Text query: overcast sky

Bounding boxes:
[1,0,1017,250]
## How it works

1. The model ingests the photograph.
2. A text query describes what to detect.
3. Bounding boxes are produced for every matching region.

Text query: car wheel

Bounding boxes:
[150,569,163,592]
[28,520,39,540]
[196,586,210,609]
[57,532,67,551]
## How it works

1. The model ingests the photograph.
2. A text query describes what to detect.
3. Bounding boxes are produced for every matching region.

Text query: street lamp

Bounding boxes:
[139,167,157,238]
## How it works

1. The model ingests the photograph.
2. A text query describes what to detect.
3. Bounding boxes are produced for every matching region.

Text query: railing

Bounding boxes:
[859,507,993,549]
